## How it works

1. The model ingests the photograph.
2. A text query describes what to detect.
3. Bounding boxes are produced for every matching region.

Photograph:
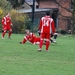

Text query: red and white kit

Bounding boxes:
[22,32,40,44]
[38,16,55,38]
[38,14,55,51]
[1,13,13,39]
[2,15,12,31]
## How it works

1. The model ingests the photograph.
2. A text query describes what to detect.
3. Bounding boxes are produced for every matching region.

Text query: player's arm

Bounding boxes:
[20,36,27,44]
[51,20,56,34]
[11,23,13,26]
[9,16,13,26]
[2,17,6,25]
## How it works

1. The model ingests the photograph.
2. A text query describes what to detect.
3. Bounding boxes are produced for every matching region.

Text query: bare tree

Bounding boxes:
[54,0,75,35]
[7,0,25,8]
[71,0,75,35]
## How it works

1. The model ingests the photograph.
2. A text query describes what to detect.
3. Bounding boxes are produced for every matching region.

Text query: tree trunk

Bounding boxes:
[71,0,75,35]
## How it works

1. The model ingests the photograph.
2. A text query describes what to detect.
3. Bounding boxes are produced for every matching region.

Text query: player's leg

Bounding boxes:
[53,33,58,43]
[50,34,54,43]
[33,37,40,45]
[38,39,43,51]
[45,34,50,51]
[8,28,12,39]
[2,27,7,39]
[50,38,54,43]
[38,33,44,51]
[54,33,58,40]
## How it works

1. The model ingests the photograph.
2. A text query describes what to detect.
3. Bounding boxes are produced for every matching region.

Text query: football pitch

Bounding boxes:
[0,33,75,75]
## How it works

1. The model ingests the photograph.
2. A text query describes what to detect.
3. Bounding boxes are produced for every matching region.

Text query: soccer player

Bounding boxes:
[38,11,56,52]
[20,29,40,45]
[1,13,13,39]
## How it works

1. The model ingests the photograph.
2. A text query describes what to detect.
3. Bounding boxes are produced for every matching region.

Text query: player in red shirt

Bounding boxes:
[38,11,55,52]
[1,13,13,39]
[20,29,40,45]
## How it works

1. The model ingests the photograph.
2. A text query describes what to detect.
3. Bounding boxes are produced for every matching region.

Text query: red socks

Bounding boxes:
[46,41,50,50]
[8,32,12,38]
[2,32,6,38]
[39,40,43,49]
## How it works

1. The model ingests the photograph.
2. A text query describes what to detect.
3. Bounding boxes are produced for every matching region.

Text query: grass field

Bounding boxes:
[0,33,75,75]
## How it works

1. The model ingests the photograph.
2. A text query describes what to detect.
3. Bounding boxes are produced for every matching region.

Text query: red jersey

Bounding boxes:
[22,33,38,44]
[38,16,55,34]
[2,16,12,28]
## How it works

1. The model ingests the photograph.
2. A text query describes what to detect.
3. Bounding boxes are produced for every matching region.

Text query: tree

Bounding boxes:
[7,0,25,8]
[0,0,12,32]
[71,0,75,35]
[0,0,12,10]
[54,0,75,35]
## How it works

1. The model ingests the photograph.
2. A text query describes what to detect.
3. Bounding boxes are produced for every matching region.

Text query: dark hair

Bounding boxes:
[46,11,50,15]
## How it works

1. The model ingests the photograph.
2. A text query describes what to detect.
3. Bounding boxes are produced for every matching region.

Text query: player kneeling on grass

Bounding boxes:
[20,29,40,45]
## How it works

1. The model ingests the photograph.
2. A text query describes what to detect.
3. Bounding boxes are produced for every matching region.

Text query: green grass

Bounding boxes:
[0,33,75,75]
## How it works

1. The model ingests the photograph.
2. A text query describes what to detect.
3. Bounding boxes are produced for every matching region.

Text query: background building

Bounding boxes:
[18,0,72,31]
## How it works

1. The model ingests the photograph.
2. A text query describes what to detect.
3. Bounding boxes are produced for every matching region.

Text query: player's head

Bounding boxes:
[25,29,30,35]
[46,11,50,16]
[6,13,10,17]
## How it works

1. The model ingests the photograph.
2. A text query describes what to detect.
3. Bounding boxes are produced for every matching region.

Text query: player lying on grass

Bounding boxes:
[20,29,58,45]
[20,29,40,45]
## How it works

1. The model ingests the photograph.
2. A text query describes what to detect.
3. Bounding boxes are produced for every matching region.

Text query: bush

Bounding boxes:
[56,29,61,33]
[0,8,32,33]
[10,9,31,33]
[0,0,12,10]
[60,30,67,35]
[0,7,4,32]
[0,7,4,17]
[24,17,32,30]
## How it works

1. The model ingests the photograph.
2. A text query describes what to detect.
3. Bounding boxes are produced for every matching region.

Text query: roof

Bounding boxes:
[17,8,52,13]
